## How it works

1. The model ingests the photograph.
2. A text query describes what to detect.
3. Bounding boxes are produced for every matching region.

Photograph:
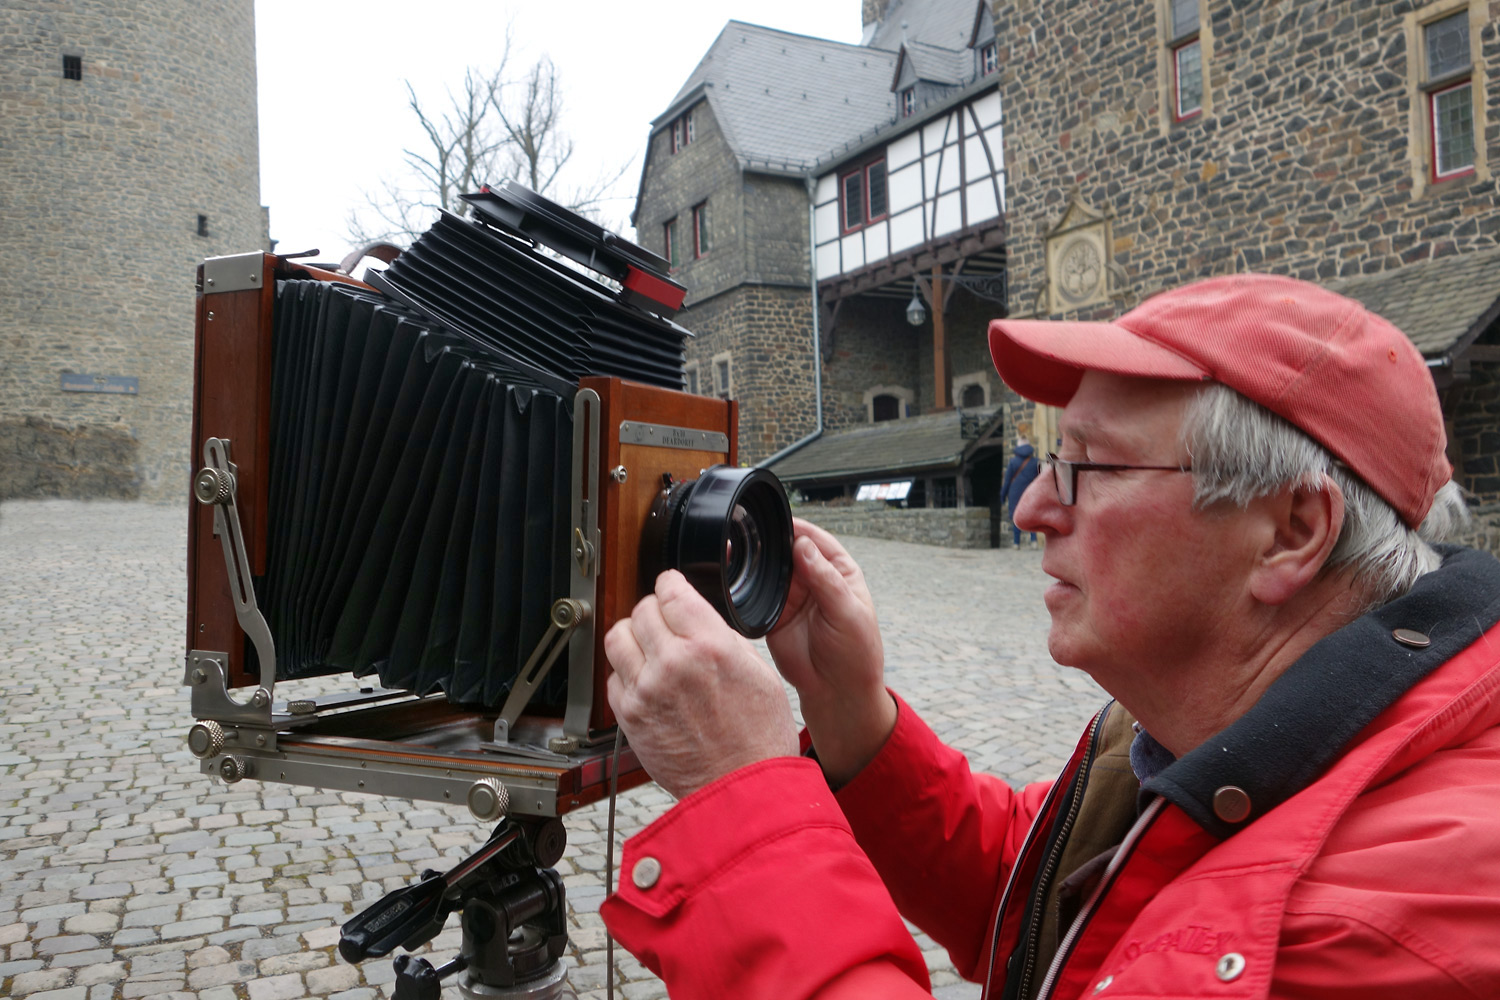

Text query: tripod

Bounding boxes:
[339,816,576,1000]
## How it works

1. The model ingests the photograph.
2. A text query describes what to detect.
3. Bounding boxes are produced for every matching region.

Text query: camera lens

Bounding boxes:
[640,466,793,637]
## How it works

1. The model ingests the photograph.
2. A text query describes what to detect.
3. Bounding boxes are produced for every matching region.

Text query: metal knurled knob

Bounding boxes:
[218,755,251,783]
[550,598,589,628]
[187,721,225,759]
[466,778,509,822]
[193,468,232,505]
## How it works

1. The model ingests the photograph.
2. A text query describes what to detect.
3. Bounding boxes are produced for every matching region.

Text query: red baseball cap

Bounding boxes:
[988,273,1451,527]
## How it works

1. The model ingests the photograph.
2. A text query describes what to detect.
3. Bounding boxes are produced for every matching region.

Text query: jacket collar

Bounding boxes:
[1142,546,1500,838]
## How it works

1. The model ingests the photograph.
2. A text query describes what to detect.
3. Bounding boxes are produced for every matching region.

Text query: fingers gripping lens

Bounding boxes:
[640,466,793,637]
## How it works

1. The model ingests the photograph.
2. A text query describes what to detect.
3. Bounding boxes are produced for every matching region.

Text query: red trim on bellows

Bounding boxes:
[623,266,686,313]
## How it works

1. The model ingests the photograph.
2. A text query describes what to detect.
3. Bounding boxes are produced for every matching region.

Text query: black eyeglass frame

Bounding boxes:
[1044,452,1193,506]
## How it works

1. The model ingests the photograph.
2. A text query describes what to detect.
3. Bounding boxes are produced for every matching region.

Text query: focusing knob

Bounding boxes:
[193,468,233,505]
[187,721,225,759]
[466,778,509,821]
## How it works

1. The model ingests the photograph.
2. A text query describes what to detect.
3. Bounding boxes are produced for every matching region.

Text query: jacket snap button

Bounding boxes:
[1212,786,1252,824]
[1215,952,1246,982]
[1392,628,1431,649]
[632,856,662,889]
[1093,975,1113,993]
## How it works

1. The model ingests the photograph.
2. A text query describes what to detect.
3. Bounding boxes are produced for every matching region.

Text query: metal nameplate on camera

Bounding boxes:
[618,421,729,452]
[201,252,265,295]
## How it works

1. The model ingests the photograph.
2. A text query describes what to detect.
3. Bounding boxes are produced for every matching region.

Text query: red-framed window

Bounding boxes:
[980,43,998,77]
[692,202,709,258]
[663,217,679,268]
[840,159,889,232]
[1425,11,1474,181]
[670,110,694,154]
[1169,0,1201,122]
[899,87,916,118]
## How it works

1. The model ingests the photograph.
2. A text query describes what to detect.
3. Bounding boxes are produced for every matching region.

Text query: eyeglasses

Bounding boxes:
[1044,452,1193,506]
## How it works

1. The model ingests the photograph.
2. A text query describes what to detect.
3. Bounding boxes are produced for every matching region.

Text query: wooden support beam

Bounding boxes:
[932,265,951,411]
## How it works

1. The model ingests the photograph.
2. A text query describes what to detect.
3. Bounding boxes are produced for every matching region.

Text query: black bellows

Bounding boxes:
[253,280,573,707]
[251,202,689,708]
[253,203,690,707]
[370,211,688,392]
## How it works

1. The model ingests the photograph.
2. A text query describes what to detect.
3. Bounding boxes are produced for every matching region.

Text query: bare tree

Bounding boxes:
[347,51,631,249]
[488,57,628,221]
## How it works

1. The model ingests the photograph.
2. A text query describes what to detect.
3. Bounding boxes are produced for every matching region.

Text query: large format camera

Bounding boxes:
[183,182,793,998]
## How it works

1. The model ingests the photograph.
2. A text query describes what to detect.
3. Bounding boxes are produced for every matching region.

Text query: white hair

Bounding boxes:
[1181,383,1469,607]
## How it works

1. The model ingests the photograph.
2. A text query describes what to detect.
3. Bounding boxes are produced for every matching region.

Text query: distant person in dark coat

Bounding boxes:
[999,427,1040,547]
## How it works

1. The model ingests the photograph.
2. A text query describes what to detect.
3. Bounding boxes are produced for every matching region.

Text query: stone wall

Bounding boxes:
[821,290,1006,433]
[793,502,994,548]
[679,285,820,463]
[991,0,1500,324]
[1444,360,1500,504]
[742,174,815,286]
[636,98,827,465]
[821,296,921,432]
[634,99,746,303]
[0,0,266,502]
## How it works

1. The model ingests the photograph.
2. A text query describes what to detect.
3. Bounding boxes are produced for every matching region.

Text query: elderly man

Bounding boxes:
[600,274,1500,999]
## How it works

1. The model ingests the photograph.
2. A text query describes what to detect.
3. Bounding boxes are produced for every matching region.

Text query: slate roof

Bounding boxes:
[656,22,898,172]
[867,0,983,53]
[1325,249,1500,356]
[770,406,1001,483]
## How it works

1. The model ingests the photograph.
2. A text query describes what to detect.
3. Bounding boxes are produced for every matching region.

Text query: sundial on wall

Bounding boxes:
[1045,193,1111,314]
[1057,238,1103,305]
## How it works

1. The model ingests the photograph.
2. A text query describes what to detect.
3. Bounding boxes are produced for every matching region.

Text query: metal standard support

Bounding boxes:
[187,436,277,727]
[493,599,589,747]
[563,390,602,741]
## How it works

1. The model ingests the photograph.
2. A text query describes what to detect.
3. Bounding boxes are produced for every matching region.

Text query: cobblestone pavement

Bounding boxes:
[0,500,1103,1000]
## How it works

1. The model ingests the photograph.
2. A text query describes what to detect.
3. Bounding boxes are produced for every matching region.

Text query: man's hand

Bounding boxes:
[605,570,799,800]
[767,520,897,786]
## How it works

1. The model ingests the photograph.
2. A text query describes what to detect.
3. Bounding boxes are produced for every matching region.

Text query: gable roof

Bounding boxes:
[1325,248,1500,357]
[653,21,898,174]
[892,38,972,88]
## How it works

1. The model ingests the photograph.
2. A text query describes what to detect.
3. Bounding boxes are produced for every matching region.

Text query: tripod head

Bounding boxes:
[339,815,573,1000]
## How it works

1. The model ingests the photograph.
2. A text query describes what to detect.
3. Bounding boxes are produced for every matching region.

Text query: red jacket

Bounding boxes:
[602,549,1500,998]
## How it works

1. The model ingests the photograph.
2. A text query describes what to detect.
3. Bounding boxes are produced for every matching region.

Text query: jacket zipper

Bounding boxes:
[1033,797,1166,1000]
[979,708,1105,1000]
[1013,710,1106,1000]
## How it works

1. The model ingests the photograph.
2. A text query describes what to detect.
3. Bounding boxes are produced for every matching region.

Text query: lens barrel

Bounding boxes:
[640,466,793,638]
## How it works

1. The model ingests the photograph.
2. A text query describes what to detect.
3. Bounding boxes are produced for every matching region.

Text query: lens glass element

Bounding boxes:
[725,503,766,604]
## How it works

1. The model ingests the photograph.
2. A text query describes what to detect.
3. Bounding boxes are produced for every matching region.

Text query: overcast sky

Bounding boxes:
[254,1,864,260]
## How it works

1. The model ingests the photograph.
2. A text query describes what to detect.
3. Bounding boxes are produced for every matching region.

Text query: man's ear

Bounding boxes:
[1248,476,1344,606]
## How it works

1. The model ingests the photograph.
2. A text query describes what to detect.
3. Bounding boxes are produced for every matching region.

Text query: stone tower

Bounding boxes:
[0,0,267,502]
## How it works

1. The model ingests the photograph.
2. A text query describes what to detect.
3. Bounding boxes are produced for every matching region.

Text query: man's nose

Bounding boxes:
[1013,464,1064,534]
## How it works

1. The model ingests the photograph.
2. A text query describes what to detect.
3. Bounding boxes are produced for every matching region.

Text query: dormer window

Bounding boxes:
[899,87,916,118]
[980,43,997,76]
